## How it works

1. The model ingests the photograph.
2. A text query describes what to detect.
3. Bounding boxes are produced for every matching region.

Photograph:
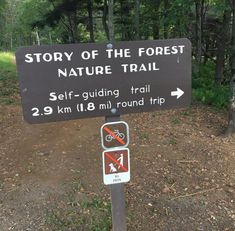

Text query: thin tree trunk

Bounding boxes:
[134,0,140,40]
[152,20,160,39]
[152,2,160,40]
[226,0,235,135]
[108,0,114,42]
[49,32,52,44]
[163,0,169,39]
[67,14,77,43]
[203,42,209,64]
[195,0,202,71]
[120,1,132,40]
[35,29,40,45]
[10,33,13,49]
[72,12,79,43]
[215,10,231,83]
[87,0,95,42]
[120,0,124,40]
[102,0,109,40]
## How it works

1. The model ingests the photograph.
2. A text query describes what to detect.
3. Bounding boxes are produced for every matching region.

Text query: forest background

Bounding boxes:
[0,1,235,230]
[0,0,235,133]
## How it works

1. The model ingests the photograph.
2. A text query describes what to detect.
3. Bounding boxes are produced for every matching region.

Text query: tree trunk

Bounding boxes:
[49,32,53,45]
[87,0,95,42]
[120,0,124,40]
[49,32,52,44]
[152,21,160,39]
[102,0,109,40]
[67,13,78,43]
[215,10,231,83]
[108,0,114,42]
[163,0,169,39]
[226,0,235,135]
[134,0,140,40]
[203,42,209,64]
[152,2,160,40]
[35,29,40,45]
[120,1,132,40]
[195,0,202,71]
[10,33,13,49]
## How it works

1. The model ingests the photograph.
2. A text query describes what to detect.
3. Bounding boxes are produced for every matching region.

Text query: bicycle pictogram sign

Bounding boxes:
[102,148,130,185]
[105,129,125,143]
[101,121,129,149]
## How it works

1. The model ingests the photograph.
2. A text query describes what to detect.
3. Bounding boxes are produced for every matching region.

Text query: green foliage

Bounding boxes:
[192,62,230,108]
[47,188,111,231]
[47,209,84,230]
[81,198,112,231]
[0,52,18,104]
[180,109,191,116]
[138,132,149,141]
[169,137,177,145]
[171,118,181,125]
[0,0,232,111]
[165,0,194,37]
[209,0,230,16]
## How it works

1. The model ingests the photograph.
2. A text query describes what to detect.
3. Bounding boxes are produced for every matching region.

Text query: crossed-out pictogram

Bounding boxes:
[102,148,130,185]
[101,121,129,149]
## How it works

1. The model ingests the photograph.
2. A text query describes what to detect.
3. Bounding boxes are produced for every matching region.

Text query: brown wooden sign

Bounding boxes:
[15,38,191,124]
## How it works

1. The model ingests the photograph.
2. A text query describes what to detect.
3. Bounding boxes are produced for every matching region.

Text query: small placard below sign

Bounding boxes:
[102,148,130,185]
[101,121,129,149]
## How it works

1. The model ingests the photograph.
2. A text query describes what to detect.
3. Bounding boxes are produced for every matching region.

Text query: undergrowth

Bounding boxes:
[192,62,230,109]
[0,52,19,104]
[46,179,111,231]
[47,196,111,231]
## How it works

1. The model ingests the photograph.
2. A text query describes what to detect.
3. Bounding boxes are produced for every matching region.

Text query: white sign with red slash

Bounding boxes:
[102,148,130,185]
[101,121,129,149]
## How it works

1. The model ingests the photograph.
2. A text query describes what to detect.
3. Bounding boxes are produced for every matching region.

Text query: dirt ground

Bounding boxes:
[0,104,234,231]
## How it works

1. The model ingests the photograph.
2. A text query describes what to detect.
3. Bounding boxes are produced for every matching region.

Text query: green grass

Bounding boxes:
[0,52,16,71]
[81,198,112,231]
[46,178,111,231]
[0,52,19,104]
[171,118,181,125]
[47,196,111,231]
[169,137,177,145]
[180,109,191,116]
[139,132,149,141]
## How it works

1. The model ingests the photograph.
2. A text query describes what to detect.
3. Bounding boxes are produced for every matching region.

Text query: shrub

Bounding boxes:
[192,62,230,109]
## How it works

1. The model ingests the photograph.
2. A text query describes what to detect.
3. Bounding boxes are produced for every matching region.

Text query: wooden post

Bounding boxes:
[106,2,127,230]
[105,115,127,231]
